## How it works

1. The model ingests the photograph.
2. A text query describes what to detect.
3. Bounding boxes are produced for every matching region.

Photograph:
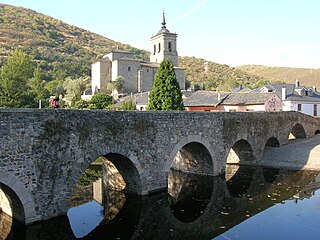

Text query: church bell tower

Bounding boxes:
[150,12,179,66]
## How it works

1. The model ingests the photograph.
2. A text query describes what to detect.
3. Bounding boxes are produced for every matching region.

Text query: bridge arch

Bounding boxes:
[264,137,280,148]
[289,123,307,139]
[71,146,144,196]
[226,139,255,165]
[167,135,216,176]
[103,153,142,194]
[0,170,38,224]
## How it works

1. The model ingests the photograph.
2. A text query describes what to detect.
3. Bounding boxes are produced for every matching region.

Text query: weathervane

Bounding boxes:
[162,9,166,29]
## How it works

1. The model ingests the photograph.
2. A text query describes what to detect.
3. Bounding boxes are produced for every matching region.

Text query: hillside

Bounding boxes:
[237,65,320,90]
[0,3,148,81]
[0,3,267,89]
[179,57,268,90]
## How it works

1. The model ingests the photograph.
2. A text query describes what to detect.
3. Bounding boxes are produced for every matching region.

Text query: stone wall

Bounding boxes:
[0,109,319,224]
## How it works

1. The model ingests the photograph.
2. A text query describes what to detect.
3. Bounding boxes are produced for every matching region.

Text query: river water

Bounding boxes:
[2,165,320,240]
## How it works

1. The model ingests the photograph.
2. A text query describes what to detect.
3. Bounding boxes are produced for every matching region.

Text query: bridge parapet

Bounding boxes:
[0,109,319,224]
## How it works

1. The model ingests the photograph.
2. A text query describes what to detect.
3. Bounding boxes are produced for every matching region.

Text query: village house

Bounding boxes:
[183,91,282,112]
[183,91,229,111]
[218,92,282,112]
[260,80,320,118]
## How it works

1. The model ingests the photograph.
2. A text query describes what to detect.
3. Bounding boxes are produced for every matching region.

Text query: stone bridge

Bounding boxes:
[0,109,319,225]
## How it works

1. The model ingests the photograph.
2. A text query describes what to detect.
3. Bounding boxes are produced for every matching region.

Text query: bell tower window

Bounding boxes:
[168,42,172,52]
[158,43,161,53]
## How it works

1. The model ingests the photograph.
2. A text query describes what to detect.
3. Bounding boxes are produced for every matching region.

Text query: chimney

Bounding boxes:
[295,79,300,87]
[218,92,221,101]
[282,87,287,100]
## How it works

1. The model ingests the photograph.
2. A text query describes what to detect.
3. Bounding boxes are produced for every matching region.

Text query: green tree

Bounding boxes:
[28,66,49,107]
[0,49,35,107]
[45,79,64,96]
[90,92,112,109]
[107,76,124,95]
[147,59,184,110]
[63,76,86,107]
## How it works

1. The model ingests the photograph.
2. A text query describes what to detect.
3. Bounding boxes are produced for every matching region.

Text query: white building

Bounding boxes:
[90,13,185,97]
[260,80,320,117]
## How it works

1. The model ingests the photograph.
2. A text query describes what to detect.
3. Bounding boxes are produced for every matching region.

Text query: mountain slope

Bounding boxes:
[237,65,320,89]
[0,3,148,80]
[0,3,266,89]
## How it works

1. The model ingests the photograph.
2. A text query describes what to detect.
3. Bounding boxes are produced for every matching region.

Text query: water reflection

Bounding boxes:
[168,170,213,223]
[3,166,320,240]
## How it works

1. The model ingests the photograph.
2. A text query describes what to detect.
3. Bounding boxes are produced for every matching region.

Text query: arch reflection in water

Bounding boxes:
[168,170,213,223]
[225,164,256,197]
[6,167,320,239]
[67,154,136,238]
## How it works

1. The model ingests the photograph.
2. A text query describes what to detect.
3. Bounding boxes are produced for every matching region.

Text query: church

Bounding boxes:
[91,13,186,96]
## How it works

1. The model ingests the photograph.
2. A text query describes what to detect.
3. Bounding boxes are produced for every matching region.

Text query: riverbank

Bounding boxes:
[259,134,320,170]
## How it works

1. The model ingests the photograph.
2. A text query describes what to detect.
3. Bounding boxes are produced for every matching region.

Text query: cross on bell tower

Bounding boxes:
[150,11,179,66]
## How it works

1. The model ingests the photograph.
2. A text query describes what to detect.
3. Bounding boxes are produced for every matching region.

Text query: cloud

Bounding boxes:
[172,0,208,25]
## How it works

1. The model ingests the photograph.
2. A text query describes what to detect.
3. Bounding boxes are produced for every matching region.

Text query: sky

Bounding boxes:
[1,0,320,68]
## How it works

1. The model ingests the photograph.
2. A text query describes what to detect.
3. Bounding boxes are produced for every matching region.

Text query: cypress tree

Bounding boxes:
[147,59,184,110]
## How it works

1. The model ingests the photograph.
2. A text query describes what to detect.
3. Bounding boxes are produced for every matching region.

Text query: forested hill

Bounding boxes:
[0,3,268,89]
[0,3,149,81]
[237,65,320,90]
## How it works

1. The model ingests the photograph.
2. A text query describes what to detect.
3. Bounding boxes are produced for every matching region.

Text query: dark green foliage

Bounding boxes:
[0,49,35,107]
[75,99,90,109]
[118,99,136,110]
[90,92,112,109]
[147,59,184,110]
[44,79,64,96]
[28,66,50,106]
[77,168,102,186]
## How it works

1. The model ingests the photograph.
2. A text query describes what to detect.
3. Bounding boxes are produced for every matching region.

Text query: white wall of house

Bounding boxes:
[282,101,294,111]
[221,104,266,112]
[301,103,314,116]
[91,61,101,94]
[284,101,320,117]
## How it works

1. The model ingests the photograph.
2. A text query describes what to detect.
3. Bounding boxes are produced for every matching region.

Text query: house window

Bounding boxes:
[306,91,309,96]
[153,45,156,55]
[314,104,318,116]
[298,104,301,111]
[128,66,131,71]
[147,69,149,73]
[168,42,172,52]
[158,43,161,53]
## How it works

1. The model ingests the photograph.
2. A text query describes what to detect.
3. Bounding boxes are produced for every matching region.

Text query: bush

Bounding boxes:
[118,99,136,110]
[90,92,112,109]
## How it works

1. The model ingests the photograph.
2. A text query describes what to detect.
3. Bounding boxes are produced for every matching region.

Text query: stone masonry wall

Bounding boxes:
[0,109,319,224]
